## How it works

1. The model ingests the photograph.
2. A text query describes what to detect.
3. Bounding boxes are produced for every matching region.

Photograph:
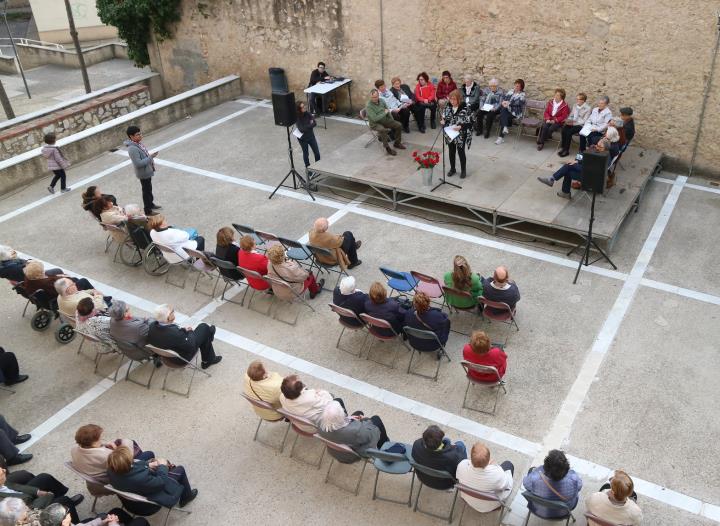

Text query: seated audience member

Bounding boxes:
[332,276,368,319]
[463,330,507,381]
[481,266,521,314]
[82,186,116,218]
[243,361,284,421]
[523,449,582,519]
[95,197,127,226]
[122,203,146,223]
[375,79,410,134]
[413,72,437,131]
[456,442,514,513]
[580,95,613,151]
[618,107,635,145]
[558,92,592,157]
[147,304,222,369]
[604,127,621,179]
[107,446,198,509]
[496,79,526,144]
[443,255,482,309]
[70,424,154,484]
[0,459,82,523]
[266,245,324,300]
[318,401,390,462]
[0,497,28,525]
[411,425,467,489]
[108,301,150,349]
[364,281,407,336]
[436,70,458,106]
[55,278,108,317]
[537,88,570,150]
[403,291,450,352]
[214,227,244,281]
[365,88,404,156]
[1,454,76,500]
[586,470,642,526]
[461,73,482,117]
[236,235,270,291]
[22,260,63,299]
[308,61,331,114]
[39,501,150,526]
[147,214,205,258]
[477,78,504,138]
[75,297,116,350]
[391,76,425,133]
[279,374,335,427]
[0,245,29,282]
[0,347,28,386]
[537,138,611,198]
[0,414,32,466]
[308,217,361,270]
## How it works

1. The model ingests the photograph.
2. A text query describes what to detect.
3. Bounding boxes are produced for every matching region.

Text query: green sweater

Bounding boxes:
[443,272,482,308]
[365,99,389,124]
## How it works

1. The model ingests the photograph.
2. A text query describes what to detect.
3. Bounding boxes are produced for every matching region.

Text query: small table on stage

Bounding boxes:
[303,78,353,128]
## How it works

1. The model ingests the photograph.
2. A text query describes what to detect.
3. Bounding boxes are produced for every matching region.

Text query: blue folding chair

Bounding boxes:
[521,490,576,525]
[366,442,414,507]
[278,236,314,267]
[379,266,418,297]
[232,223,266,252]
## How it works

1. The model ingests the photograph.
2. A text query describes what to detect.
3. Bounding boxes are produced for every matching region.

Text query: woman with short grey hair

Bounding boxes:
[317,401,390,462]
[0,497,27,526]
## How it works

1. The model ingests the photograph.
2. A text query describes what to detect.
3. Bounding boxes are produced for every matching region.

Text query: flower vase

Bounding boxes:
[420,167,434,186]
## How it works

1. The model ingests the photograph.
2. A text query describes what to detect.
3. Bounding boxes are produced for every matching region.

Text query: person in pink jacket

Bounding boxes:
[41,133,71,194]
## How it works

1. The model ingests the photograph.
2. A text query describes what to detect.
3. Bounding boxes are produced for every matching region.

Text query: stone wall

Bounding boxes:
[148,0,720,176]
[0,85,150,160]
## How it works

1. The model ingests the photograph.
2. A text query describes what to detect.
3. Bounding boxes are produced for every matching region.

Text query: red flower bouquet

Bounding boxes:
[411,150,440,170]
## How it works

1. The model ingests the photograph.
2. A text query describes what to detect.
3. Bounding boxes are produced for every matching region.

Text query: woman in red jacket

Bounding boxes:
[237,235,270,291]
[414,71,437,131]
[537,88,570,150]
[435,70,458,107]
[462,330,507,381]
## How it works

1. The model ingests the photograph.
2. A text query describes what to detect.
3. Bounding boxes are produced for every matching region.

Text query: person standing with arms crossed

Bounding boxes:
[124,125,160,216]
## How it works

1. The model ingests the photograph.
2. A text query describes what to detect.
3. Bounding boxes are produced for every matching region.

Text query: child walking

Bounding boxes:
[41,133,71,194]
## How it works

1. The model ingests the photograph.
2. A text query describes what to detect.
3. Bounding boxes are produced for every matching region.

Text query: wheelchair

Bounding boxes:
[122,221,169,276]
[13,283,76,344]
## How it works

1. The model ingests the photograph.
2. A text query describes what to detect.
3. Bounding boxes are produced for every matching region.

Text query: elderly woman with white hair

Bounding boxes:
[461,73,482,118]
[308,217,362,270]
[0,245,29,282]
[318,400,390,464]
[318,401,390,462]
[477,78,504,138]
[55,277,108,317]
[146,214,205,259]
[146,304,222,369]
[332,276,368,321]
[0,497,28,526]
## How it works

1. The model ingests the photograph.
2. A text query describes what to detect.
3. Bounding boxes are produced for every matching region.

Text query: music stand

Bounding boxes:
[430,126,462,193]
[269,125,315,201]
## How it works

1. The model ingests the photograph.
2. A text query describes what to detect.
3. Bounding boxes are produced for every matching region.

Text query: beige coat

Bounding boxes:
[267,259,309,301]
[100,206,128,243]
[70,439,133,483]
[59,290,106,317]
[308,229,350,270]
[243,372,283,421]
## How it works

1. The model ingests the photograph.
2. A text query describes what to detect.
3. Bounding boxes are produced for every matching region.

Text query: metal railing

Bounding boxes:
[0,37,65,50]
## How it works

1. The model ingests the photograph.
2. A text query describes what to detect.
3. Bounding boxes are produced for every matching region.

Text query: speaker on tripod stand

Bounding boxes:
[268,89,314,201]
[568,149,616,283]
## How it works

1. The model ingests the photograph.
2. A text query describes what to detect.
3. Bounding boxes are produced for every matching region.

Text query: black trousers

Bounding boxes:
[81,508,149,526]
[50,169,67,190]
[299,134,321,167]
[560,124,582,151]
[500,460,515,476]
[582,131,604,151]
[392,107,411,130]
[499,107,516,134]
[6,471,68,496]
[369,415,390,448]
[477,109,498,137]
[447,142,466,172]
[139,177,155,214]
[0,349,20,384]
[168,465,194,502]
[194,236,205,252]
[340,231,359,264]
[416,102,437,128]
[537,122,562,145]
[0,414,19,461]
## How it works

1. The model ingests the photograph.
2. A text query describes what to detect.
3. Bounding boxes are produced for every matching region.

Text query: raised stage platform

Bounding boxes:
[309,128,662,251]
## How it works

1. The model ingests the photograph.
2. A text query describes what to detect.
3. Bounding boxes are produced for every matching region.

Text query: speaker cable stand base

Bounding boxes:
[568,189,616,284]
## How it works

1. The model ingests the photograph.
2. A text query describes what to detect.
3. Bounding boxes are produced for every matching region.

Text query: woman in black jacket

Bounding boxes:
[440,89,473,179]
[295,101,320,170]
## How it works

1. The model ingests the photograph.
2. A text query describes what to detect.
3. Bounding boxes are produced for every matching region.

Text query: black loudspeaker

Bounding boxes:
[581,150,609,193]
[272,92,296,127]
[268,67,288,93]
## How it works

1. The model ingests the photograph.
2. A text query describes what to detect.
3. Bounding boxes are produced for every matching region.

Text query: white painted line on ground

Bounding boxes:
[641,278,720,306]
[654,176,720,196]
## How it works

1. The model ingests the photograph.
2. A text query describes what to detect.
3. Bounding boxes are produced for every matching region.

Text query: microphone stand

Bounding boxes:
[269,125,315,201]
[430,124,462,193]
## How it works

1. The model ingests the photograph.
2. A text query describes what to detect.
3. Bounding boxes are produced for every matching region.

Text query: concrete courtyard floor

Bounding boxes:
[0,97,718,525]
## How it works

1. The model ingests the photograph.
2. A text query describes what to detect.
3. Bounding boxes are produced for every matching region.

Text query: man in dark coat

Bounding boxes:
[411,425,467,490]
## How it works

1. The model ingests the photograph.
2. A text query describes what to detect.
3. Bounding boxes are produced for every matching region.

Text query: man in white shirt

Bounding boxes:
[580,95,613,152]
[456,442,514,513]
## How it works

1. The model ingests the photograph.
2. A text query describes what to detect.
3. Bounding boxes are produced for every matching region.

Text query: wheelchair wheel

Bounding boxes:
[55,323,76,344]
[31,309,52,331]
[143,245,170,276]
[119,240,143,267]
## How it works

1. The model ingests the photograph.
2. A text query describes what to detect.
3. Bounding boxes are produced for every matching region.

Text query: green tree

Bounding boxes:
[97,0,182,66]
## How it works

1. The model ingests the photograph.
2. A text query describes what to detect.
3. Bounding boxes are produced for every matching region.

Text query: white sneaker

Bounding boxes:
[47,186,55,194]
[502,126,509,135]
[495,137,505,145]
[61,188,71,193]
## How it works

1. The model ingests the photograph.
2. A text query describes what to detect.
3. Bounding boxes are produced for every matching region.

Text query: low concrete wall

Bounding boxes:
[0,56,16,75]
[15,43,128,69]
[0,84,151,159]
[0,75,242,195]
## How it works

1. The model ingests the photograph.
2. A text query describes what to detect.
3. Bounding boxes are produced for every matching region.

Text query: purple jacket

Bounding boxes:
[41,145,70,171]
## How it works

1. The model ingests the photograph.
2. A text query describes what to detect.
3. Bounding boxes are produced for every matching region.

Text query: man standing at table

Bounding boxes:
[308,61,334,115]
[124,125,160,216]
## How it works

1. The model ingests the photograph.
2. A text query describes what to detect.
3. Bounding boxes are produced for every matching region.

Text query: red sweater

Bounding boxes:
[436,79,457,100]
[463,344,507,381]
[543,99,570,124]
[237,250,270,290]
[414,83,436,103]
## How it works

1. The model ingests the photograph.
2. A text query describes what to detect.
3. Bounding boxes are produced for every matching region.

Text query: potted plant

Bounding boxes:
[411,150,441,186]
